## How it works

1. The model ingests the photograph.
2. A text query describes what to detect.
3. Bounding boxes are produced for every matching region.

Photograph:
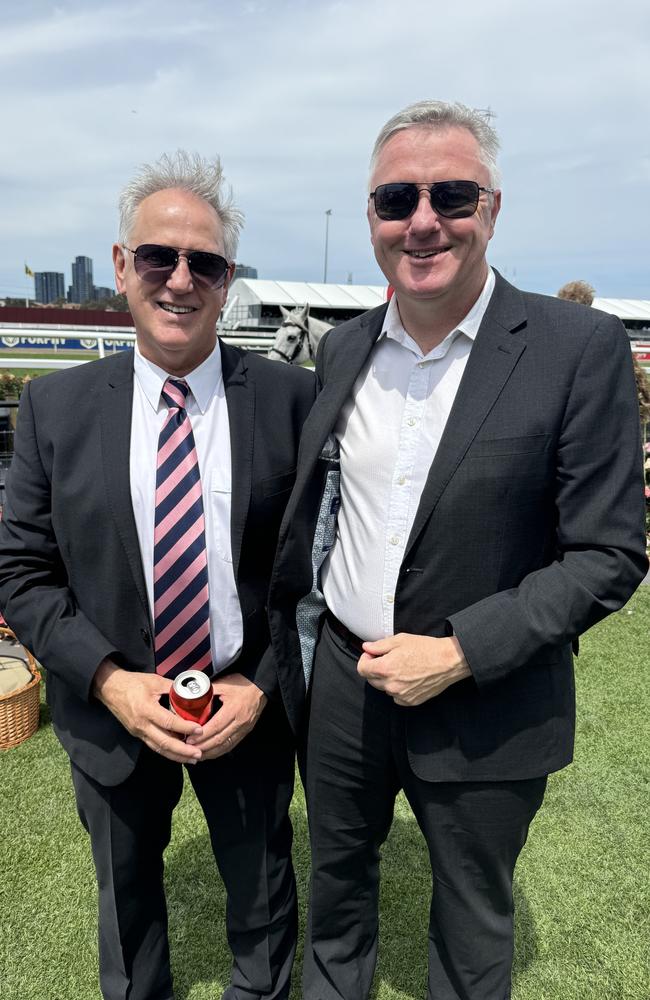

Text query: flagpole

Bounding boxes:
[24,263,34,307]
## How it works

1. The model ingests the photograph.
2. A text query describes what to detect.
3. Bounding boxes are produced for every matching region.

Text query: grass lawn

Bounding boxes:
[1,588,648,1000]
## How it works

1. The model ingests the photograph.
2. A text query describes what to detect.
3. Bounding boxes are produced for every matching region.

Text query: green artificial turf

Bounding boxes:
[1,588,648,1000]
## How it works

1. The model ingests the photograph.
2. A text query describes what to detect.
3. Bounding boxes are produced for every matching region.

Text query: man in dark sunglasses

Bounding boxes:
[269,100,648,1000]
[0,151,315,1000]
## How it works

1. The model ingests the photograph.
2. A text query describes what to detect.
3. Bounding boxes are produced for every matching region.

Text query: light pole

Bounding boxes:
[323,209,332,282]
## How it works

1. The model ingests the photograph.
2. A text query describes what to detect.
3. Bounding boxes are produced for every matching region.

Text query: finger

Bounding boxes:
[362,637,395,655]
[154,704,204,738]
[193,720,245,754]
[357,652,381,676]
[143,730,202,764]
[186,703,236,745]
[200,730,241,759]
[192,725,240,752]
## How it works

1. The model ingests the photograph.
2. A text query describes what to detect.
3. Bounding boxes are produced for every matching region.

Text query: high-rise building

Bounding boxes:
[234,264,258,280]
[34,272,65,305]
[93,286,114,301]
[70,256,94,303]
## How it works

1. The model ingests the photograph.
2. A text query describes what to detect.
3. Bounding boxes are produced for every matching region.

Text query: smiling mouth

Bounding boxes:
[158,302,197,314]
[403,247,450,259]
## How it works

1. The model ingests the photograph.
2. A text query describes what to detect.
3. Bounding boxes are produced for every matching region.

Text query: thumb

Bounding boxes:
[362,636,394,655]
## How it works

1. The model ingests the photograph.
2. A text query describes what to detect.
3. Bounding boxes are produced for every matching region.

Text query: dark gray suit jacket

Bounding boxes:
[269,272,648,780]
[0,342,315,785]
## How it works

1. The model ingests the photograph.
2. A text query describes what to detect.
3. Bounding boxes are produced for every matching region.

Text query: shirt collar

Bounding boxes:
[382,266,496,359]
[133,340,223,414]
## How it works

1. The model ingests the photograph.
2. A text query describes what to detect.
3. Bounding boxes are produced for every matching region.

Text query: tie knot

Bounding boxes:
[162,378,190,410]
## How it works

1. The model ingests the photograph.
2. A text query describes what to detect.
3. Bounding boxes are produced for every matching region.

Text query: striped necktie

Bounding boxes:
[153,377,212,678]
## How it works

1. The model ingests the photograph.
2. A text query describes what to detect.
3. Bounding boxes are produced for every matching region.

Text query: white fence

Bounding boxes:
[0,326,274,370]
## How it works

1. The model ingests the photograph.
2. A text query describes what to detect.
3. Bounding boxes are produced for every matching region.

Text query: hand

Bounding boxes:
[357,634,471,706]
[92,659,204,764]
[187,673,267,760]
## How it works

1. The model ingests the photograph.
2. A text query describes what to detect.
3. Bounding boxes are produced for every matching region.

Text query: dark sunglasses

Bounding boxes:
[369,180,494,221]
[122,243,231,290]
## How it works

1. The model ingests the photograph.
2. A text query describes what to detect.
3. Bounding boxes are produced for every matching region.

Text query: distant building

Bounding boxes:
[233,263,258,280]
[70,256,94,303]
[34,272,65,305]
[93,286,114,301]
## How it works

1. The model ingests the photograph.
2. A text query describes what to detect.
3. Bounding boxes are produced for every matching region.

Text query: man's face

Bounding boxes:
[113,188,232,376]
[368,126,501,313]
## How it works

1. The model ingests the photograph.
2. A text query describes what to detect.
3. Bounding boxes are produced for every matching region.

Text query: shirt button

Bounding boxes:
[397,475,406,485]
[407,417,417,427]
[389,535,400,546]
[418,362,426,369]
[386,595,394,604]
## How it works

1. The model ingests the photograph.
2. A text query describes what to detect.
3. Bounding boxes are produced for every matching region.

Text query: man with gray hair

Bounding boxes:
[269,101,648,998]
[0,152,315,1000]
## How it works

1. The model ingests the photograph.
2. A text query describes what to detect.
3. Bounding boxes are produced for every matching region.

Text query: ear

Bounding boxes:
[280,305,290,320]
[299,303,309,322]
[113,243,127,294]
[222,261,236,295]
[367,201,376,248]
[488,190,501,239]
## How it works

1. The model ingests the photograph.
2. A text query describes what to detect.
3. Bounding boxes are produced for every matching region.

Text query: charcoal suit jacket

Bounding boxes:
[0,343,315,785]
[268,271,648,781]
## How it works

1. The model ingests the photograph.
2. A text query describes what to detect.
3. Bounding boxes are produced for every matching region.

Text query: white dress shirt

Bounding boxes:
[322,268,495,640]
[130,343,243,672]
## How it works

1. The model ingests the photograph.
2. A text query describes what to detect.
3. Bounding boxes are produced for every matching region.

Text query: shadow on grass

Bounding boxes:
[375,811,538,999]
[164,798,538,1000]
[165,830,231,998]
[165,801,312,1000]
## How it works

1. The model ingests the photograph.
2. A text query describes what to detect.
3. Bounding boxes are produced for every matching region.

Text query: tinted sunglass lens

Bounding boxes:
[188,252,229,288]
[374,183,418,220]
[132,245,229,288]
[431,181,479,218]
[133,245,177,280]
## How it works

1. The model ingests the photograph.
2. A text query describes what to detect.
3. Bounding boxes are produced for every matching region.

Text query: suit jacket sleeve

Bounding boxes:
[0,382,117,701]
[233,361,317,700]
[448,314,648,686]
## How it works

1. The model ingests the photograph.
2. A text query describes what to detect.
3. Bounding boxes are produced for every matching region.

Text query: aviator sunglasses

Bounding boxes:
[122,243,231,290]
[369,180,494,221]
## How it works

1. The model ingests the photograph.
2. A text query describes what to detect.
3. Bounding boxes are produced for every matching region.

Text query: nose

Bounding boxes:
[408,188,442,234]
[166,253,194,292]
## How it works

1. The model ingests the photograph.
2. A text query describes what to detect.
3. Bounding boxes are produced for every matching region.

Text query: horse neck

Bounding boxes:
[307,318,331,356]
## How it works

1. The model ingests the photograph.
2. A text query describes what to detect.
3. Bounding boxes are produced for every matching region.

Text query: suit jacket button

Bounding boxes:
[140,629,151,647]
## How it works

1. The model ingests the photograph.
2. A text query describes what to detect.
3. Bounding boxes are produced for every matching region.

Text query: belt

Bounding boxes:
[326,612,365,656]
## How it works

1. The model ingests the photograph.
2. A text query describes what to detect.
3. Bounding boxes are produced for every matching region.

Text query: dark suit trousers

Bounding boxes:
[302,620,546,1000]
[71,704,297,1000]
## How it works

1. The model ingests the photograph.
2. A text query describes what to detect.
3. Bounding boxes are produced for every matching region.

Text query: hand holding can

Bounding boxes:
[169,670,213,727]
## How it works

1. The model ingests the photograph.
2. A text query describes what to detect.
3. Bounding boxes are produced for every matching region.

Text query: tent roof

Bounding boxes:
[592,298,650,322]
[227,279,387,310]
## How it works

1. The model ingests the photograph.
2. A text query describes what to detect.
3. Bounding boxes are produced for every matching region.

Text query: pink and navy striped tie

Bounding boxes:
[153,378,212,678]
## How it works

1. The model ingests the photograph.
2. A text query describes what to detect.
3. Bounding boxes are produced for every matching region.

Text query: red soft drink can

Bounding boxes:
[170,670,213,726]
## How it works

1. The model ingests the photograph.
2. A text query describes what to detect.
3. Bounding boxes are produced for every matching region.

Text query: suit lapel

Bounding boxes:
[100,350,150,620]
[220,340,253,578]
[404,274,528,559]
[293,305,387,493]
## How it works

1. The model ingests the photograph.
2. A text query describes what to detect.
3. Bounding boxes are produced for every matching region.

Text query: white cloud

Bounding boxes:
[2,0,649,296]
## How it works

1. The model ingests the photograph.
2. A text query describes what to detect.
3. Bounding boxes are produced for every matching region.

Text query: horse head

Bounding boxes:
[267,304,315,365]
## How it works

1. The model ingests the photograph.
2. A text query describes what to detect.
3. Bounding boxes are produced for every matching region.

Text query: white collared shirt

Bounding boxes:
[322,268,495,640]
[130,342,243,671]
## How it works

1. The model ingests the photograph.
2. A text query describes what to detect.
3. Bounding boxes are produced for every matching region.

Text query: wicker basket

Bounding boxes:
[0,626,41,750]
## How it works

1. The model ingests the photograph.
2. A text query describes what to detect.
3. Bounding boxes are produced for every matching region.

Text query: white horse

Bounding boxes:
[267,304,332,365]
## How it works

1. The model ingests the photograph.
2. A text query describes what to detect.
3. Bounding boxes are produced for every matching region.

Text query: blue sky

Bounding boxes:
[2,0,649,299]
